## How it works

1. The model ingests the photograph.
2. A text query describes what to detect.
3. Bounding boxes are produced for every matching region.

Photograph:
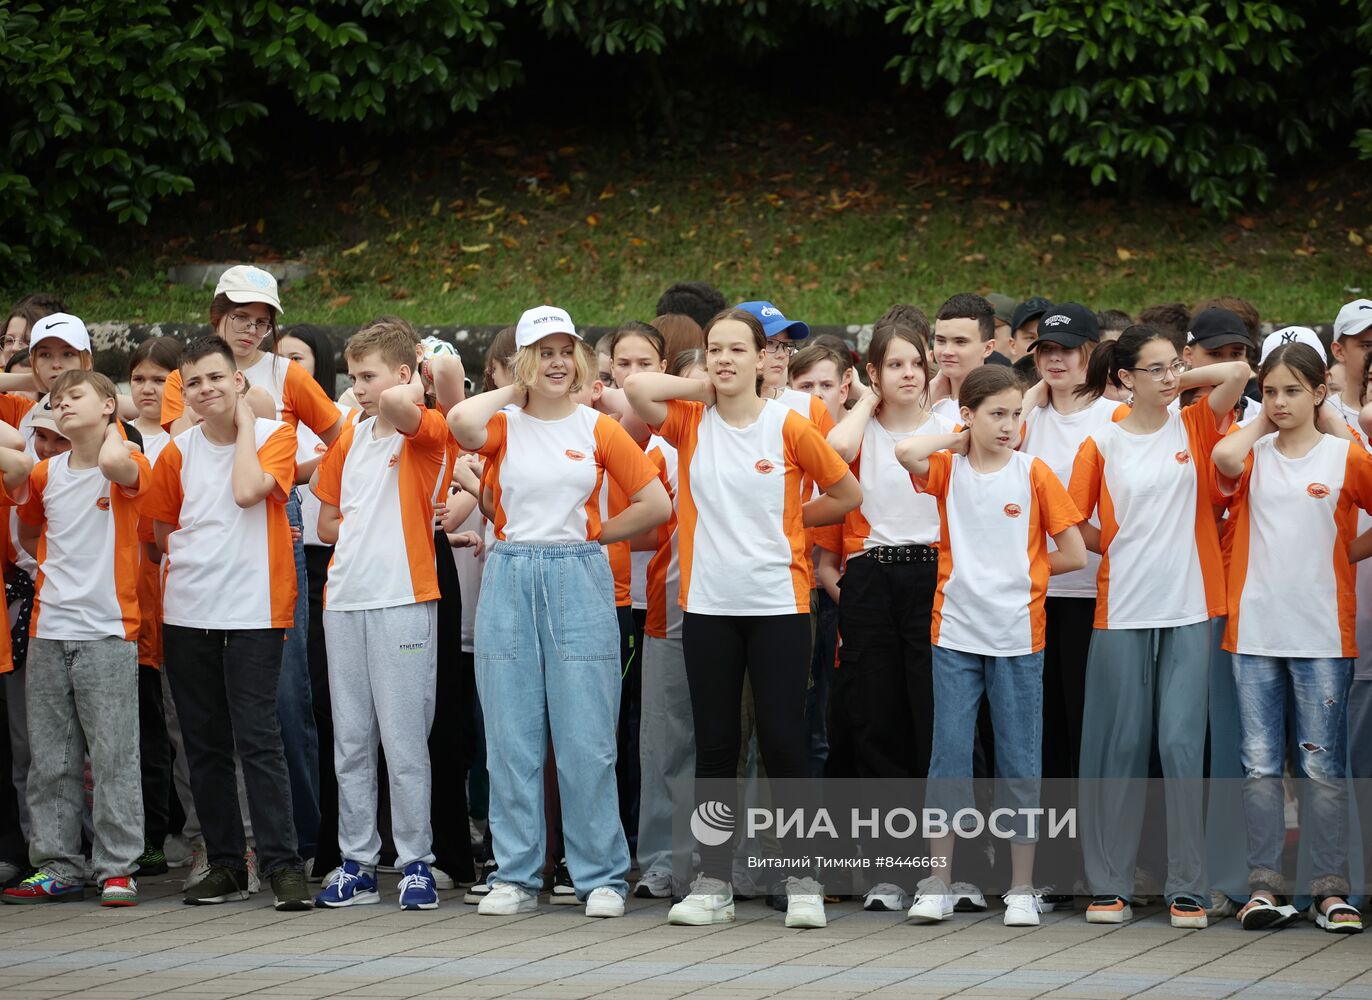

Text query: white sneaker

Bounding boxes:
[908,876,955,923]
[245,848,260,894]
[634,869,673,899]
[864,883,911,912]
[585,886,625,918]
[477,881,538,915]
[182,841,209,891]
[668,876,735,926]
[163,834,193,869]
[429,865,455,891]
[1004,886,1042,927]
[951,881,987,912]
[784,877,826,929]
[1206,889,1237,919]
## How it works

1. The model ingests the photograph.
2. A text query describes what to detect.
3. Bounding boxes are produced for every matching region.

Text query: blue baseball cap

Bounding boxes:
[736,300,810,341]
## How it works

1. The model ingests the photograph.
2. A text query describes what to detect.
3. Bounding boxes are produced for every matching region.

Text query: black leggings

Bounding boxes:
[682,611,811,879]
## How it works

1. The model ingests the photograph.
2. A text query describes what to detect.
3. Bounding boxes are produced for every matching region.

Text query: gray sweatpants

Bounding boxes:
[1079,621,1209,904]
[636,636,695,877]
[26,637,142,883]
[325,602,437,870]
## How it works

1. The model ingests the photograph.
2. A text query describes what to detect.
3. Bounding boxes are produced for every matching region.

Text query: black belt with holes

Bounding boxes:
[866,544,938,564]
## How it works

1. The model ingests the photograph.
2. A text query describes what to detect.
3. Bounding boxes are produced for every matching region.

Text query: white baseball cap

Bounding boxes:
[29,313,91,353]
[24,396,61,434]
[215,265,283,315]
[1334,298,1372,340]
[1259,326,1327,365]
[514,305,580,350]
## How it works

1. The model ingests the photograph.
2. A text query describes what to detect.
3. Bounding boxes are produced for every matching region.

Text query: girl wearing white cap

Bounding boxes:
[623,307,861,930]
[1213,342,1364,933]
[159,266,341,876]
[448,305,670,920]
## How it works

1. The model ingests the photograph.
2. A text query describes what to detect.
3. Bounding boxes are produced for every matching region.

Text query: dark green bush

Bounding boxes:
[1,0,1369,271]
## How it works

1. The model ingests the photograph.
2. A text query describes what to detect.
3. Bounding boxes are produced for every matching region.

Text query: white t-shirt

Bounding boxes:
[1021,396,1122,598]
[846,412,954,552]
[144,419,298,630]
[932,397,961,424]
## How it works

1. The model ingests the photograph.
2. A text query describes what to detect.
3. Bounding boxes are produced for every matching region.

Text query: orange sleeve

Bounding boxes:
[259,424,298,503]
[141,441,185,525]
[812,523,843,553]
[284,362,344,436]
[117,451,153,499]
[656,399,703,447]
[594,415,658,496]
[313,423,352,508]
[1068,436,1103,519]
[17,461,48,526]
[918,449,952,498]
[475,411,508,461]
[1182,398,1224,454]
[403,405,450,457]
[0,394,36,429]
[808,395,837,436]
[160,369,185,431]
[782,410,849,490]
[1343,443,1372,514]
[1031,457,1083,535]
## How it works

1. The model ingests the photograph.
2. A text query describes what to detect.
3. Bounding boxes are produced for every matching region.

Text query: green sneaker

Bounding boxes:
[183,865,248,905]
[135,841,168,877]
[270,867,312,912]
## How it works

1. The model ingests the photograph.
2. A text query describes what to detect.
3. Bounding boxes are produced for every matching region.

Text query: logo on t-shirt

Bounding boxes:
[95,496,111,511]
[1307,482,1331,499]
[1003,503,1022,518]
[387,454,399,469]
[314,443,327,455]
[754,459,776,474]
[1174,451,1191,465]
[565,449,586,461]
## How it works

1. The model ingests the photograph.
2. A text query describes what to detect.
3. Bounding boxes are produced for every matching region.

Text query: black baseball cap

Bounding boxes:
[1187,307,1252,349]
[1029,302,1101,350]
[1011,296,1053,333]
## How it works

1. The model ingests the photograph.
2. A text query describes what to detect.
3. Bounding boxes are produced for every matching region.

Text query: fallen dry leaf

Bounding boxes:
[460,243,492,253]
[341,241,369,257]
[1115,247,1135,261]
[1234,216,1256,231]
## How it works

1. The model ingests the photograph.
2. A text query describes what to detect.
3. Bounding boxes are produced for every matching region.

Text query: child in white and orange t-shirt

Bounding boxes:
[1213,341,1367,933]
[897,364,1084,929]
[3,370,148,909]
[1067,324,1251,929]
[142,337,309,912]
[311,320,452,912]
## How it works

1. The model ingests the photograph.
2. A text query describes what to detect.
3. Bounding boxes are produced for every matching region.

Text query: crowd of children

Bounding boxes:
[0,273,1369,937]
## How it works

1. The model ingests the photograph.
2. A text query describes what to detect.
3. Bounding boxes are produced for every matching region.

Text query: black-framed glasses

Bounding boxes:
[1129,360,1187,381]
[227,312,272,335]
[764,340,797,357]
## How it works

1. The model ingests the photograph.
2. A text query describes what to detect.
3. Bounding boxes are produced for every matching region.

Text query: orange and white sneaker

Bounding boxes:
[1169,895,1208,929]
[1086,895,1132,924]
[100,876,138,907]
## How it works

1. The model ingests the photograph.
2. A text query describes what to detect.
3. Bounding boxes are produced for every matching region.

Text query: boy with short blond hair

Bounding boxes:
[3,369,149,907]
[313,319,452,910]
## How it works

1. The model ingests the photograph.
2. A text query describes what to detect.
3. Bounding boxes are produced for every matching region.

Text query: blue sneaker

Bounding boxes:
[399,861,439,911]
[314,861,380,908]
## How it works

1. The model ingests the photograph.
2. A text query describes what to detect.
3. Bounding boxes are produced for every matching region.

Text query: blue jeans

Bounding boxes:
[926,646,1043,842]
[1233,654,1353,896]
[475,541,628,899]
[280,492,320,859]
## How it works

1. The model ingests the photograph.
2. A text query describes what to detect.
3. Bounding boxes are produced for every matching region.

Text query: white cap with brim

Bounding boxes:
[21,397,61,435]
[1259,326,1327,365]
[215,265,283,315]
[515,305,580,350]
[29,313,91,353]
[1334,299,1372,340]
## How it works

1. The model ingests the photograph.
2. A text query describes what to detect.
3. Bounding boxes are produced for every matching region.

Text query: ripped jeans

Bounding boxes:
[1233,654,1352,897]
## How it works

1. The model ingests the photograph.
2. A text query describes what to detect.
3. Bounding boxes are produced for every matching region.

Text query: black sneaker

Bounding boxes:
[184,865,249,905]
[462,860,497,904]
[549,859,577,905]
[135,842,168,877]
[271,867,312,912]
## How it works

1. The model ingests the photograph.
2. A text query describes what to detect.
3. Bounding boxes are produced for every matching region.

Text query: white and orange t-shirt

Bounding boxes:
[478,405,658,544]
[314,407,451,611]
[298,401,350,548]
[143,419,297,630]
[161,353,341,438]
[1069,400,1227,630]
[19,451,151,642]
[136,428,172,667]
[0,483,21,671]
[0,395,36,432]
[843,411,954,557]
[656,398,850,617]
[920,450,1081,656]
[1222,434,1372,658]
[1020,396,1124,599]
[643,435,681,640]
